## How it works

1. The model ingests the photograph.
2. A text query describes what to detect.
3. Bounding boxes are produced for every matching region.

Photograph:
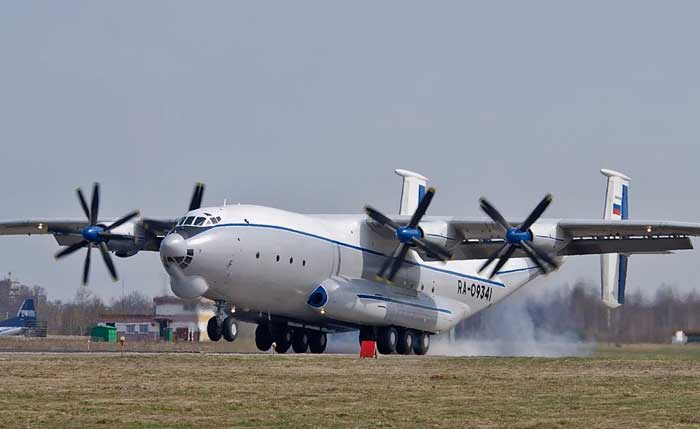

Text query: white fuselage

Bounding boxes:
[162,205,548,334]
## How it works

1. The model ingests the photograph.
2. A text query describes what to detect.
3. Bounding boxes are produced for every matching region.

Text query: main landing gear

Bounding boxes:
[207,300,238,343]
[362,326,430,355]
[255,323,327,354]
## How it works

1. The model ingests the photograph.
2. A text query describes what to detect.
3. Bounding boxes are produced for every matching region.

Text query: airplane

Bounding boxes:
[1,169,699,355]
[0,299,38,337]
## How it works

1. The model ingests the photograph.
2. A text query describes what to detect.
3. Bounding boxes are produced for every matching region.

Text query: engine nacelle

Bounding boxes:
[529,223,570,253]
[103,220,146,257]
[417,221,452,252]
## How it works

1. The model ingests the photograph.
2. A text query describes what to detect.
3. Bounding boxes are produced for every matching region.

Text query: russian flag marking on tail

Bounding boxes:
[600,169,632,308]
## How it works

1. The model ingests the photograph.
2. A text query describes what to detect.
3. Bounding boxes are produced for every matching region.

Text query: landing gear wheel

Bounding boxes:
[272,325,292,354]
[309,331,327,354]
[413,332,430,356]
[207,316,222,342]
[292,330,309,353]
[396,329,414,355]
[255,324,273,351]
[377,326,398,355]
[222,316,238,342]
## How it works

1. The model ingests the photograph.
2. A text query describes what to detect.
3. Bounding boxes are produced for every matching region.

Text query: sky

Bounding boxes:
[1,1,699,302]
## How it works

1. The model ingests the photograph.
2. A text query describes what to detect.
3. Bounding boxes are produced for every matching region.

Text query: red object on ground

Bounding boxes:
[360,340,377,358]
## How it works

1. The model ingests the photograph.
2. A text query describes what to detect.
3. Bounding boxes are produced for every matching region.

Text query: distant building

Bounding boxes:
[97,314,159,341]
[98,296,215,342]
[153,296,215,342]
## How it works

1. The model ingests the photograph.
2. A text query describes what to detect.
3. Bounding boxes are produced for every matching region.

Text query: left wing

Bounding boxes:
[441,218,700,260]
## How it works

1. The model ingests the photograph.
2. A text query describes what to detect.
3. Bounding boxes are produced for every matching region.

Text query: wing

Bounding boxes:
[366,216,700,260]
[0,218,177,252]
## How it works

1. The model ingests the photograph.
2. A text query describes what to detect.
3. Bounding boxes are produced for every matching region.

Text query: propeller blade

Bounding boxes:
[520,242,548,275]
[408,187,435,228]
[365,205,400,232]
[377,244,401,279]
[522,240,559,270]
[76,188,91,221]
[98,242,118,281]
[489,245,517,279]
[387,244,410,282]
[189,183,205,211]
[479,198,512,232]
[82,244,92,285]
[478,242,510,274]
[104,210,141,232]
[55,240,89,259]
[412,237,452,261]
[519,194,553,232]
[90,183,100,225]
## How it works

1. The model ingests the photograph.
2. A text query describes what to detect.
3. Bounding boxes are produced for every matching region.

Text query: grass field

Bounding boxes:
[1,344,700,428]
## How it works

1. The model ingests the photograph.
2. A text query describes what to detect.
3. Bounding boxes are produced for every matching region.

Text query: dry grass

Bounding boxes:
[1,344,700,428]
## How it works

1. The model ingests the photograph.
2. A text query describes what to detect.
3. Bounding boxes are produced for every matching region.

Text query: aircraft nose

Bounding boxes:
[160,233,187,259]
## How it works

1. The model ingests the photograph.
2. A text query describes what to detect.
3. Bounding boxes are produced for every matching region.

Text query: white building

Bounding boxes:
[98,314,159,341]
[153,296,216,341]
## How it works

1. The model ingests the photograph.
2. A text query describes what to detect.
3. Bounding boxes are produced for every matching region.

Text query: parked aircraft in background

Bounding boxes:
[1,169,699,355]
[0,299,37,337]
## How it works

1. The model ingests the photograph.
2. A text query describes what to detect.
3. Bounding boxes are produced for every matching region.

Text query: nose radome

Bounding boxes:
[160,233,187,258]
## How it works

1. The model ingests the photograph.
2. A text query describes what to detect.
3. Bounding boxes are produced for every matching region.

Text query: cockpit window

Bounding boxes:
[210,217,220,225]
[184,216,195,225]
[194,217,205,226]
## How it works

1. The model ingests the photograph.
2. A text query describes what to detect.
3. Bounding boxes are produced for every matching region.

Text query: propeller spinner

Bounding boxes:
[365,187,452,282]
[477,194,559,279]
[54,183,140,284]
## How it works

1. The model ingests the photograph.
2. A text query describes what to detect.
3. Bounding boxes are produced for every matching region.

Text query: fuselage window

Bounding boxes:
[194,217,205,226]
[302,260,306,267]
[184,216,195,225]
[276,255,280,262]
[289,257,293,264]
[256,252,260,259]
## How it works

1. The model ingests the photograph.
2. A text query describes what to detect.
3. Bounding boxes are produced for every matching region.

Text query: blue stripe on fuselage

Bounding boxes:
[356,294,452,314]
[175,223,508,288]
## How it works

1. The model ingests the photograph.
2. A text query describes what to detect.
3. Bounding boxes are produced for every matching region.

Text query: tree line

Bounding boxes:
[2,277,699,341]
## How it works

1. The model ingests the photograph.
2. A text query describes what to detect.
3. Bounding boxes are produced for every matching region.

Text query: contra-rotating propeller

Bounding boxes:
[189,182,205,211]
[54,183,140,284]
[478,194,559,279]
[365,187,452,282]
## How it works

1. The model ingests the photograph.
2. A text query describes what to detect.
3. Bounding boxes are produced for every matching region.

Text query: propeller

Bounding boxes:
[55,183,140,285]
[477,194,559,279]
[189,183,205,211]
[365,187,452,282]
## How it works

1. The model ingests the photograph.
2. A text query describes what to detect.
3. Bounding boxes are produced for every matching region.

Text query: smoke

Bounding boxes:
[429,280,595,357]
[324,280,595,357]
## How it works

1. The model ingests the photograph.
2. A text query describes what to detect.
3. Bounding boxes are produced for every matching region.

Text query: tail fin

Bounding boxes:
[17,299,36,320]
[600,169,631,308]
[395,169,428,215]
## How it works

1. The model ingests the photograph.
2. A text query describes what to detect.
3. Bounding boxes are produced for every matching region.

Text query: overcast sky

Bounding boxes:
[1,2,699,302]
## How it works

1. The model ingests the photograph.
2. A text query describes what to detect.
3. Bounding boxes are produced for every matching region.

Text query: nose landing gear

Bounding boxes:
[206,300,238,343]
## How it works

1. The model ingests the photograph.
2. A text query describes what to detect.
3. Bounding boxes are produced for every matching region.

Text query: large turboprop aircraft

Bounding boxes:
[1,169,699,354]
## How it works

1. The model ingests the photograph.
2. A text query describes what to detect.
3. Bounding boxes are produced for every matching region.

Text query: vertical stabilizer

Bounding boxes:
[17,299,36,320]
[600,169,631,308]
[395,169,429,215]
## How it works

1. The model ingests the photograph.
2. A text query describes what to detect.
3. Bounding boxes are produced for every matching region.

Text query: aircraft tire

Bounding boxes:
[255,324,273,351]
[377,326,398,355]
[222,316,238,342]
[273,325,292,354]
[396,329,414,355]
[413,332,430,356]
[207,317,222,342]
[291,329,309,353]
[309,331,327,354]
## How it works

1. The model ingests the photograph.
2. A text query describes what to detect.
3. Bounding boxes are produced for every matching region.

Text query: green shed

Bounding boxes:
[163,327,173,342]
[91,325,117,343]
